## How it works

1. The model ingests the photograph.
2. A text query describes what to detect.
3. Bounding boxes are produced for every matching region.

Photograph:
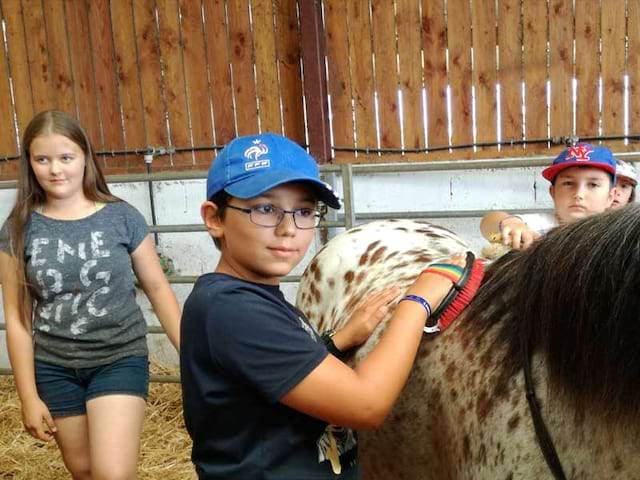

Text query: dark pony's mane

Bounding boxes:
[465,204,640,423]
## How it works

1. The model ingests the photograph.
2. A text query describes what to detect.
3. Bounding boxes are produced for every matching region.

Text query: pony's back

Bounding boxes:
[297,208,640,479]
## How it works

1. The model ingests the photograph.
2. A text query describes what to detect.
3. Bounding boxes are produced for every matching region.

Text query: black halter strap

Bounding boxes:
[521,334,567,480]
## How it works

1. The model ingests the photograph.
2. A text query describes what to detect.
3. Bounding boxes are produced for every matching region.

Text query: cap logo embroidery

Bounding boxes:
[565,145,593,162]
[244,139,270,171]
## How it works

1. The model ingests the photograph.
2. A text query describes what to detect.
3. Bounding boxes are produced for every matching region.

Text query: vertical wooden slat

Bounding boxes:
[22,0,53,112]
[3,0,34,136]
[548,0,573,138]
[628,0,640,135]
[252,0,282,134]
[227,0,259,136]
[43,0,75,115]
[523,2,547,142]
[396,0,424,151]
[471,0,497,151]
[346,1,376,150]
[87,0,124,163]
[65,0,101,148]
[574,0,599,137]
[601,2,626,147]
[447,0,473,147]
[0,4,18,158]
[324,0,354,150]
[111,0,147,171]
[371,0,400,149]
[275,0,304,144]
[422,0,448,149]
[497,0,523,154]
[202,0,235,145]
[157,0,193,165]
[133,0,170,168]
[180,0,215,167]
[299,0,331,162]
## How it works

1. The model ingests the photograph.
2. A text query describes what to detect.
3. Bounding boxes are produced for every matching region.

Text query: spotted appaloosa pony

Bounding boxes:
[297,210,640,479]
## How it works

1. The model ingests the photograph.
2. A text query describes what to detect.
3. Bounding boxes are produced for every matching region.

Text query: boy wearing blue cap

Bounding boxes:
[180,133,463,479]
[480,143,616,250]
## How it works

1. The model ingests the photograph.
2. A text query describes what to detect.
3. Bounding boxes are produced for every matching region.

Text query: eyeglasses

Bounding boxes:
[225,204,327,229]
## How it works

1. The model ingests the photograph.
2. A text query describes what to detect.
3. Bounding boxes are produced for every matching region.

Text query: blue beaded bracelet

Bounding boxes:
[400,294,432,318]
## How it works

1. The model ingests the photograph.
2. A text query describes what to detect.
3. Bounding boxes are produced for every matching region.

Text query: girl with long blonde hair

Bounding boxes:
[0,110,180,479]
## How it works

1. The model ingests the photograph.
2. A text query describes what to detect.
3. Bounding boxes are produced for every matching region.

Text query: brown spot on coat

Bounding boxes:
[344,271,355,283]
[507,414,520,432]
[476,389,491,421]
[369,246,387,264]
[313,265,322,282]
[463,434,471,461]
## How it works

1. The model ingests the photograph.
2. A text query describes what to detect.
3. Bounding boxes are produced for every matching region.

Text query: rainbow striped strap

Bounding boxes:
[400,294,432,318]
[422,263,465,286]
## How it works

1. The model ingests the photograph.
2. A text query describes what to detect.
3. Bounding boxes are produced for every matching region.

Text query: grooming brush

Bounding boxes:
[423,251,485,333]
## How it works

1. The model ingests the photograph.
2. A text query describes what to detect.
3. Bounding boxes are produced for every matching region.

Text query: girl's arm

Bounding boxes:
[131,236,181,351]
[0,252,56,441]
[281,254,466,430]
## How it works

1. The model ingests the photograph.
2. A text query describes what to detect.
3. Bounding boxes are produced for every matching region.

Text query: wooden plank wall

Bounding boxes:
[327,0,640,163]
[0,0,304,179]
[1,0,640,175]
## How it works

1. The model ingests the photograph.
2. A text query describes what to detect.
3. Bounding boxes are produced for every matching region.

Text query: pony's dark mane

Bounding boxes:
[465,205,640,423]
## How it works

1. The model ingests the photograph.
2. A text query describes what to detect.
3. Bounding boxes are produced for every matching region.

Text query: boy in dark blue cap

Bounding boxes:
[179,133,463,479]
[480,142,616,250]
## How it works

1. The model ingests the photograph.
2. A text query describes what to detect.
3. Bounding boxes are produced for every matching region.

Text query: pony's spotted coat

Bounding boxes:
[297,219,640,479]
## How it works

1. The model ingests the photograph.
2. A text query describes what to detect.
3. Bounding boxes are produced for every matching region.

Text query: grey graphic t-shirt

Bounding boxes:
[0,202,150,368]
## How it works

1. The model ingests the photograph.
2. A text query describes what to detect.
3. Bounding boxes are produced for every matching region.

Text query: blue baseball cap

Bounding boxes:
[206,133,341,209]
[542,143,617,182]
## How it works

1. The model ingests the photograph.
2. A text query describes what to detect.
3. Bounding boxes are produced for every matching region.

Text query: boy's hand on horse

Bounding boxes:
[333,287,400,351]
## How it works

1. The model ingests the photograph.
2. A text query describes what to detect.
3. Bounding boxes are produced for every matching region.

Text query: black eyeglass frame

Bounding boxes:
[225,204,327,229]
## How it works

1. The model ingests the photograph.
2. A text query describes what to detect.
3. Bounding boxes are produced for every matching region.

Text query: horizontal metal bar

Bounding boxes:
[146,209,552,235]
[1,153,638,190]
[148,219,343,234]
[107,170,209,184]
[349,155,640,172]
[150,224,207,233]
[349,208,554,221]
[106,168,344,183]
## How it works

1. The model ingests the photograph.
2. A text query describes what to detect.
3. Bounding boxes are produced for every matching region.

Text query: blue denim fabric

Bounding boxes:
[35,355,149,417]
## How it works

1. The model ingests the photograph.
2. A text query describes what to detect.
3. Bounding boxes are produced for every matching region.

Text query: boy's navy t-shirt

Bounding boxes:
[180,273,360,480]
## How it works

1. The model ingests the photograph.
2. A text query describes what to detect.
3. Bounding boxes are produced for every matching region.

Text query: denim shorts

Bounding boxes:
[35,355,149,417]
